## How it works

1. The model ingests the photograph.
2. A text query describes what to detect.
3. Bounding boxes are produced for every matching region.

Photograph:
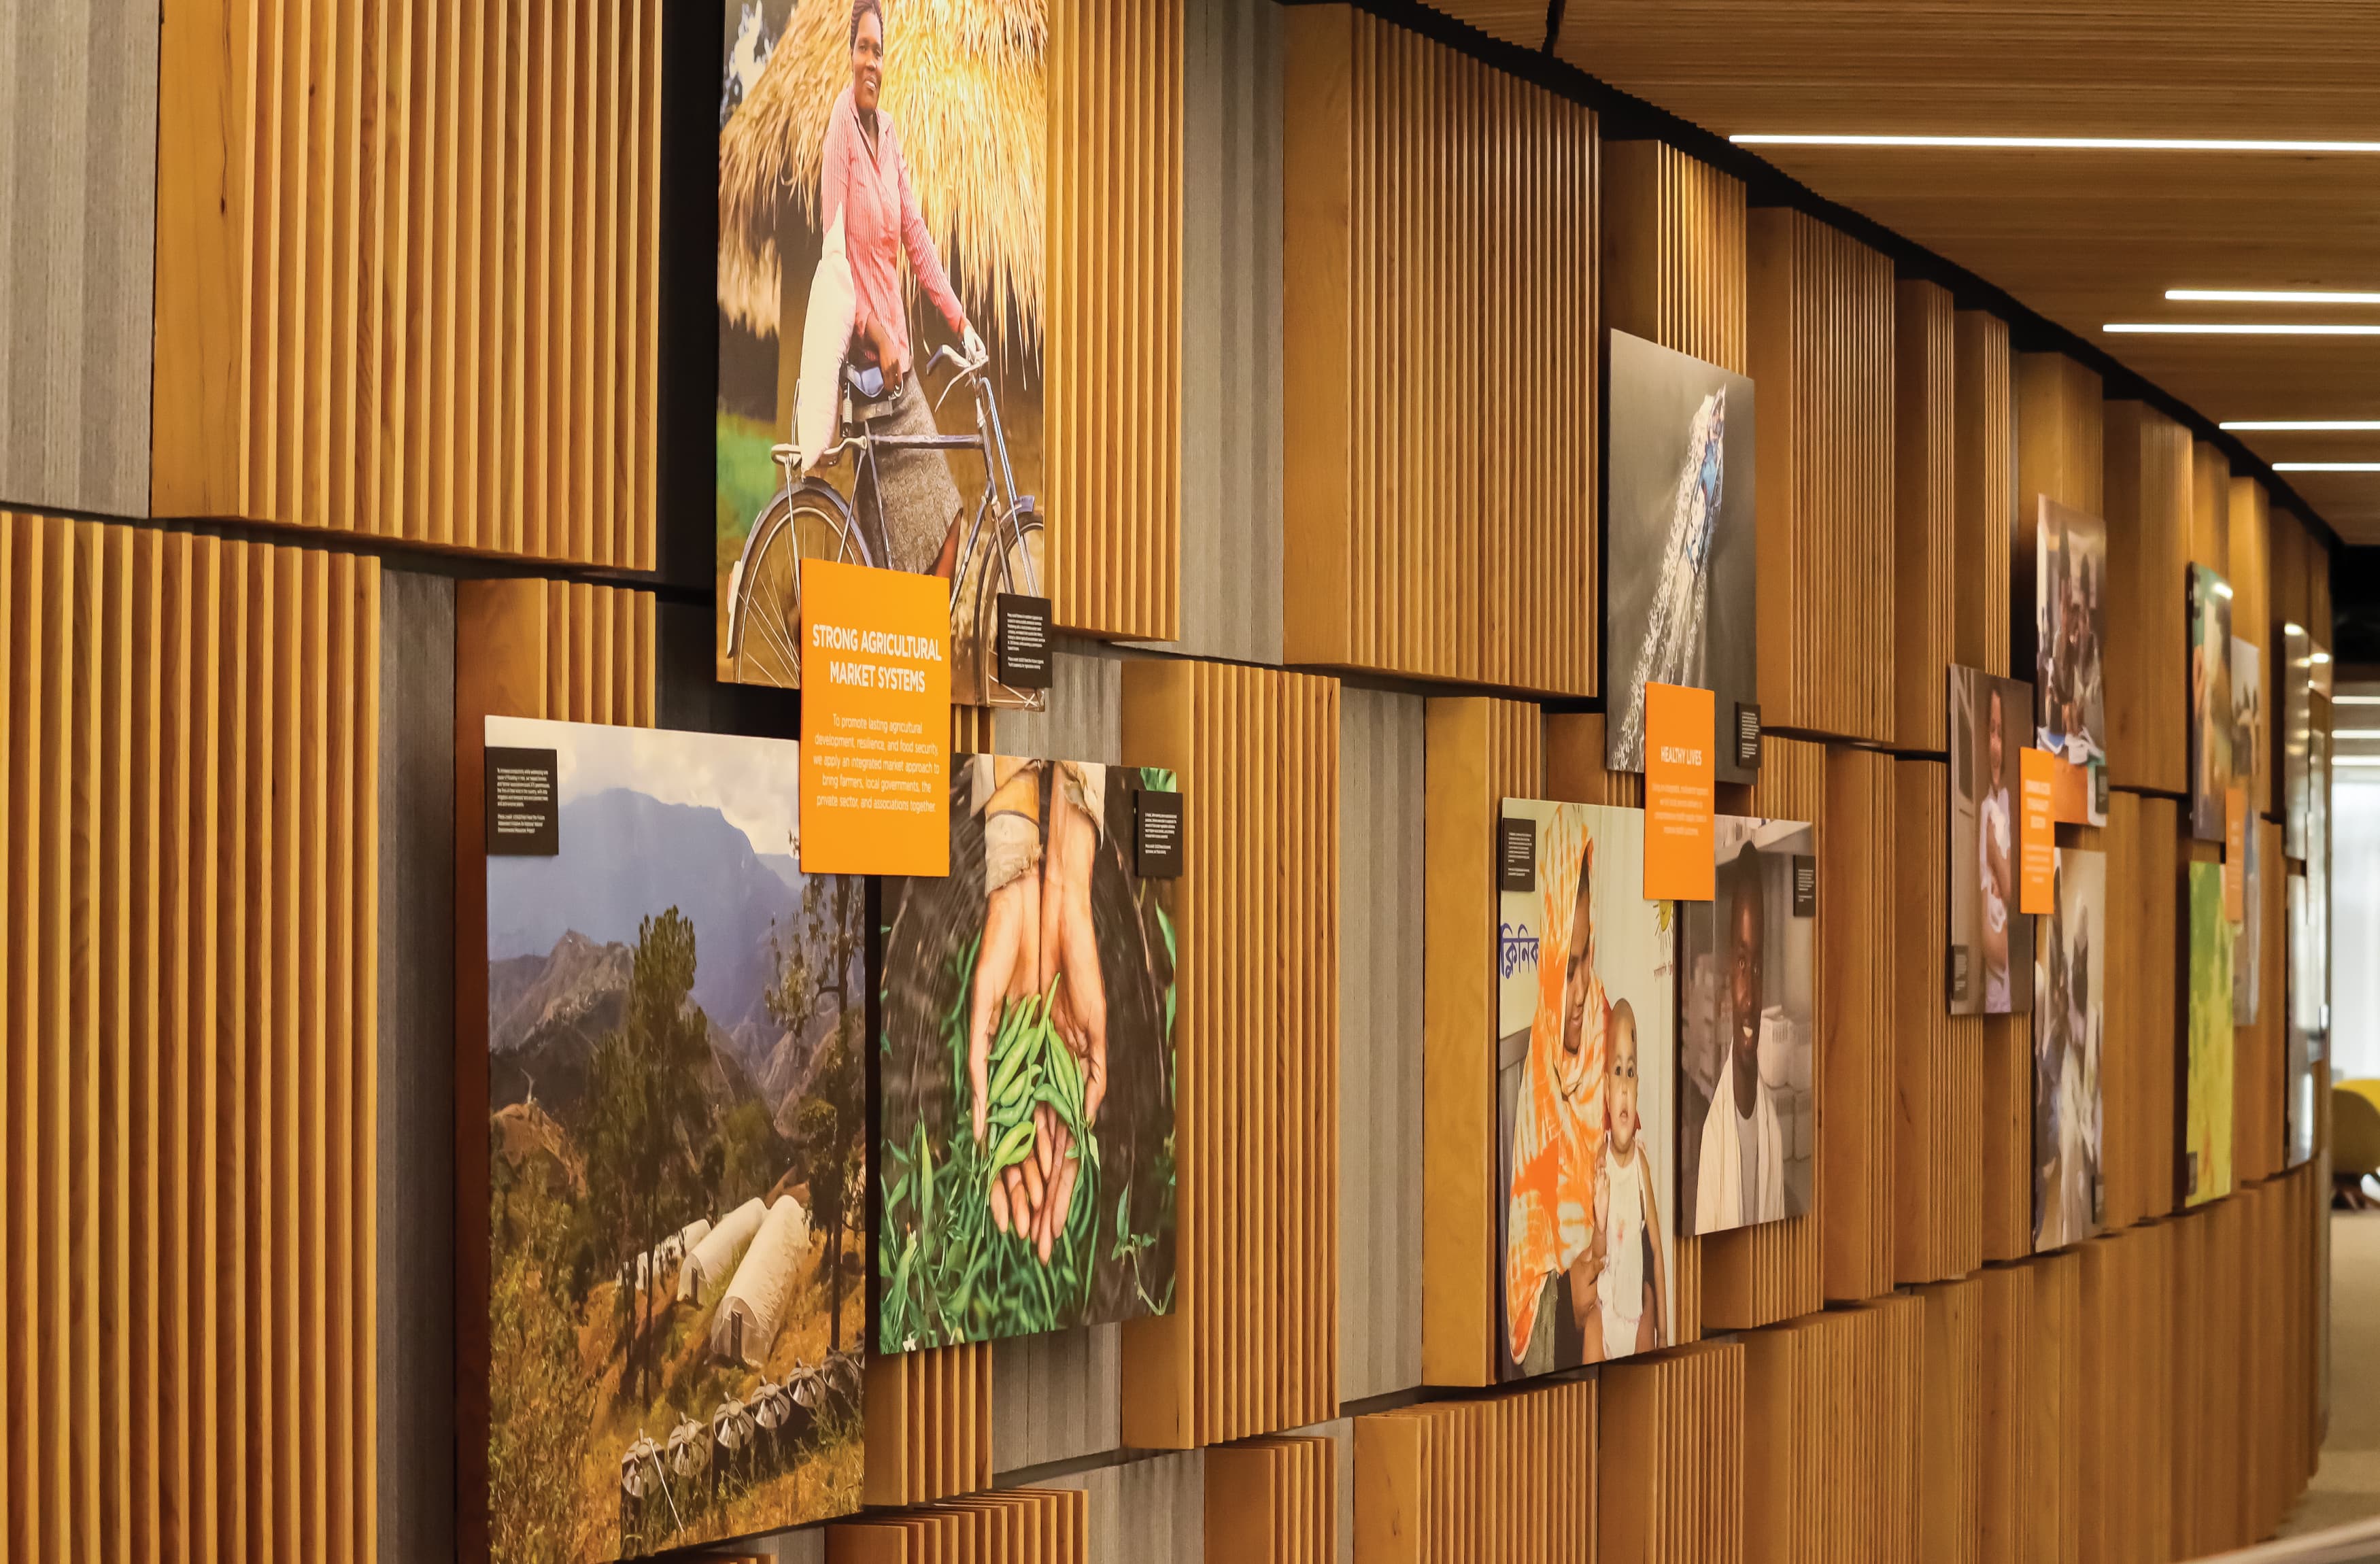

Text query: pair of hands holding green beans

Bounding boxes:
[965,787,1109,1264]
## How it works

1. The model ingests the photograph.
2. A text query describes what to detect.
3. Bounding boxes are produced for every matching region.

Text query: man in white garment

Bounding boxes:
[1696,849,1786,1231]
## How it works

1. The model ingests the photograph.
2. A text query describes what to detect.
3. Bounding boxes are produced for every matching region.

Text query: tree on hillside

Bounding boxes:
[583,907,711,1408]
[767,872,867,1352]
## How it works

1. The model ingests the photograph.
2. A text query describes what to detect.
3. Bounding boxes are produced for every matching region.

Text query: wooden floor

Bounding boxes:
[2279,1207,2380,1538]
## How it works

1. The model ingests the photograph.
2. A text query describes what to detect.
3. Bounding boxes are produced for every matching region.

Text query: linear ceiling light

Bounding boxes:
[2274,462,2380,472]
[1728,134,2380,153]
[2220,420,2380,432]
[2168,288,2380,305]
[2104,322,2380,335]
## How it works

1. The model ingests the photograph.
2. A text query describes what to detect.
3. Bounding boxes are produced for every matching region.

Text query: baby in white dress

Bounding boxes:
[1592,999,1668,1360]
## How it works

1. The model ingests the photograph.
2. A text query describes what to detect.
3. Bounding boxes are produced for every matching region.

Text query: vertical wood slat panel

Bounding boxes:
[1282,5,1595,695]
[1894,758,1984,1285]
[1047,0,1183,644]
[1603,139,1749,376]
[1599,1339,1743,1564]
[0,513,379,1563]
[1414,698,1541,1387]
[1952,310,2013,680]
[150,0,659,568]
[1894,280,1956,753]
[1121,660,1339,1444]
[2103,403,2192,797]
[1353,1378,1592,1564]
[1748,207,1894,745]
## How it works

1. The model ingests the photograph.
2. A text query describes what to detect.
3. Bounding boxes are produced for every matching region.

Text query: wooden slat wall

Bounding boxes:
[1820,745,1896,1303]
[866,1344,996,1507]
[1203,1435,1335,1564]
[1700,737,1828,1331]
[1352,1378,1594,1564]
[1740,1294,1922,1564]
[0,0,158,517]
[1417,698,1542,1387]
[1915,1278,1983,1564]
[2190,445,2233,579]
[1603,141,1749,375]
[0,512,379,1563]
[150,0,661,567]
[1954,311,2013,680]
[2103,403,2192,797]
[1338,690,1427,1403]
[1598,1340,1744,1564]
[1049,0,1184,643]
[826,1486,1087,1564]
[1894,280,1956,753]
[1975,1263,2035,1564]
[1894,759,1985,1284]
[1282,5,1597,695]
[1120,660,1339,1446]
[451,575,653,1559]
[1747,208,1895,745]
[1979,1014,2032,1264]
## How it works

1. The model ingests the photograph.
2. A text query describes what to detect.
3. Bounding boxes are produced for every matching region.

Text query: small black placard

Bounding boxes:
[1949,944,1971,1004]
[1735,702,1763,770]
[1792,855,1817,917]
[1499,817,1537,894]
[996,594,1054,690]
[1136,788,1183,879]
[486,746,559,855]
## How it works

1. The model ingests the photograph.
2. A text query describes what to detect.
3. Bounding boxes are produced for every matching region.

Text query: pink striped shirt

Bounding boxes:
[819,84,968,372]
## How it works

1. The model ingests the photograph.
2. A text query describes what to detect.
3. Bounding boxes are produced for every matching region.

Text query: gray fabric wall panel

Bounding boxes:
[0,0,156,515]
[376,571,458,1563]
[1059,1450,1207,1564]
[991,1325,1124,1472]
[992,641,1127,763]
[1336,689,1427,1401]
[1170,0,1284,665]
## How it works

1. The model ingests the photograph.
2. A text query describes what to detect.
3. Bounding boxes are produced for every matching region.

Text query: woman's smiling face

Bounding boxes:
[852,7,884,113]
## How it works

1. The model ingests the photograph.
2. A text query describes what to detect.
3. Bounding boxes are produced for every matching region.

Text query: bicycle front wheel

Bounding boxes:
[971,511,1047,705]
[730,480,868,688]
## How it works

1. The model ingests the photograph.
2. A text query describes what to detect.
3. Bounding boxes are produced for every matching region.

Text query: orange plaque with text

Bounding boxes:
[2019,747,2056,915]
[798,558,951,877]
[1644,683,1715,901]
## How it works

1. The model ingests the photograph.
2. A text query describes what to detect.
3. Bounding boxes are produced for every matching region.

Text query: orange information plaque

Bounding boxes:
[2224,784,2247,920]
[1644,683,1715,902]
[798,558,951,877]
[2019,747,2056,915]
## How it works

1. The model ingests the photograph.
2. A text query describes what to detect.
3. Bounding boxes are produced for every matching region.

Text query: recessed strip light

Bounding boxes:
[1728,134,2380,153]
[2336,694,2380,704]
[2105,322,2380,335]
[2336,730,2380,740]
[2335,756,2380,768]
[2168,289,2380,305]
[2275,462,2380,473]
[2221,421,2380,432]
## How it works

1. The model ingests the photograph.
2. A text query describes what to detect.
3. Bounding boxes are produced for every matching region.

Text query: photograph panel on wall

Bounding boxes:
[483,717,864,1557]
[2035,497,2109,820]
[1496,800,1677,1379]
[1948,666,2036,1015]
[1678,817,1816,1238]
[2285,872,2324,1170]
[2233,812,2262,1026]
[2033,847,2105,1251]
[2233,632,2264,817]
[1605,330,1758,783]
[2184,858,2235,1208]
[878,756,1178,1351]
[2281,622,2313,858]
[2188,564,2236,842]
[716,0,1047,709]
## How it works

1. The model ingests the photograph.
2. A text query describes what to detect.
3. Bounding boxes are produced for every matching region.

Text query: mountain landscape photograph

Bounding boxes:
[483,718,864,1561]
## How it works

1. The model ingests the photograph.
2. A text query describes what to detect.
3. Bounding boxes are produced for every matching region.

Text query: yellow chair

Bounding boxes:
[2336,1080,2380,1206]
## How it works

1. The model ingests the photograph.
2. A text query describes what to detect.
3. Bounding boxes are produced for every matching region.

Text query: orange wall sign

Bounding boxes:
[2224,784,2247,920]
[798,558,951,877]
[1644,682,1715,901]
[2019,747,2056,915]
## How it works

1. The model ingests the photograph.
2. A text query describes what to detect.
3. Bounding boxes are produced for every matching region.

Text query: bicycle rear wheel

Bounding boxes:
[729,480,867,687]
[971,509,1048,705]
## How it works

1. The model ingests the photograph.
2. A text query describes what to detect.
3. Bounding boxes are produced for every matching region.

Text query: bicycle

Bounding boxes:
[725,343,1044,703]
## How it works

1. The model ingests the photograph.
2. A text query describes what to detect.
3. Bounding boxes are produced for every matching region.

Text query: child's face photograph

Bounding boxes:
[1607,1008,1639,1155]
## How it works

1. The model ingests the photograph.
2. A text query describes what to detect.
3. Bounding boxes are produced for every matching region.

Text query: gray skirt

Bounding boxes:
[858,370,964,575]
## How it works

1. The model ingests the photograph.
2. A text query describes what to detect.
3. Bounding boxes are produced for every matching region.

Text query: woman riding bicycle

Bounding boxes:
[817,0,987,577]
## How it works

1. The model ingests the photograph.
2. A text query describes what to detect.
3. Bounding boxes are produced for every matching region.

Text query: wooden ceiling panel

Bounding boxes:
[1544,2,2380,544]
